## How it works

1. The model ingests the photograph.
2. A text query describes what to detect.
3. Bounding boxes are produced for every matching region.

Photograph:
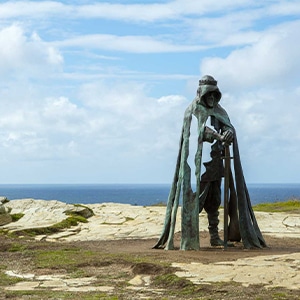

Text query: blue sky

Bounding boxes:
[0,0,300,184]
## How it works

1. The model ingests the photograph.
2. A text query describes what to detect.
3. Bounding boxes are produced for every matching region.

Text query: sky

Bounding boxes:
[0,0,300,184]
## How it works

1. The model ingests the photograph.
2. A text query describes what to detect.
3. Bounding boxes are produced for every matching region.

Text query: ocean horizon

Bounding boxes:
[1,183,300,206]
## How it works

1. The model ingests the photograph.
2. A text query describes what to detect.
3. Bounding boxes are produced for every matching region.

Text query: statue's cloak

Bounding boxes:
[153,90,267,250]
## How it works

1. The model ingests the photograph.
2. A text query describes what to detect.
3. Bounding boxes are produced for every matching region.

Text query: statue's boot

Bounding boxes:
[208,211,224,246]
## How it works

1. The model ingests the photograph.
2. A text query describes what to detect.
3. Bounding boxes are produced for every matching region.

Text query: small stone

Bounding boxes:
[128,275,144,285]
[64,205,94,219]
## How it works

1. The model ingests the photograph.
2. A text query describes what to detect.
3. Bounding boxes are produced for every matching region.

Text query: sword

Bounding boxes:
[223,144,232,250]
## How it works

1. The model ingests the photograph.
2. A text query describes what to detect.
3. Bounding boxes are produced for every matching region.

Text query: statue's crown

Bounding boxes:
[199,78,217,86]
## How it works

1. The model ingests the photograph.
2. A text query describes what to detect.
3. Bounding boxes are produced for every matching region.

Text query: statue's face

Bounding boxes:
[203,91,217,108]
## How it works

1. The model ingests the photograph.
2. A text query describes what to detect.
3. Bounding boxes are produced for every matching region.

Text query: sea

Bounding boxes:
[1,183,300,206]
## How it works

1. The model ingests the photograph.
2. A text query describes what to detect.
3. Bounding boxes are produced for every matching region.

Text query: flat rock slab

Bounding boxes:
[3,199,300,241]
[3,199,73,230]
[173,252,300,290]
[5,271,114,293]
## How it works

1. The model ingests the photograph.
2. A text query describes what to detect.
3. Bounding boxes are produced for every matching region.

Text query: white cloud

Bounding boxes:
[201,20,300,89]
[0,1,254,22]
[0,2,292,57]
[74,0,252,22]
[185,9,261,43]
[0,77,186,169]
[157,95,186,105]
[268,0,300,15]
[55,33,205,53]
[0,24,63,77]
[41,97,87,134]
[0,1,69,19]
[78,80,185,137]
[0,95,84,161]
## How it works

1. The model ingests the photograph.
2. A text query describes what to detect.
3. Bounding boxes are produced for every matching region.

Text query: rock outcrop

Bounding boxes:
[0,197,12,226]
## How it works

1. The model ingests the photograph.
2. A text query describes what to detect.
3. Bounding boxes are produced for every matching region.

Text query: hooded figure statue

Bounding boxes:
[153,75,267,250]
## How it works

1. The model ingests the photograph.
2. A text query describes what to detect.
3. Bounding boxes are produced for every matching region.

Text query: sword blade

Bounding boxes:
[223,145,231,250]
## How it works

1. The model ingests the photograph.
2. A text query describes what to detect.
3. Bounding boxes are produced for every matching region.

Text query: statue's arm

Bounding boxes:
[203,126,223,143]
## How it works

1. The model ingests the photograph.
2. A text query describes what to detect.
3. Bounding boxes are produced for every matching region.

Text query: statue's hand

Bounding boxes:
[222,130,234,144]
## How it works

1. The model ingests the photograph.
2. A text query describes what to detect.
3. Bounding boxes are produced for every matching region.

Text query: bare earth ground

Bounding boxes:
[1,231,300,300]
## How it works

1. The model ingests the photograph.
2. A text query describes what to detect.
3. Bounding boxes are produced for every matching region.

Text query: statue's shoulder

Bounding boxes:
[214,104,234,128]
[184,98,197,117]
[215,103,229,117]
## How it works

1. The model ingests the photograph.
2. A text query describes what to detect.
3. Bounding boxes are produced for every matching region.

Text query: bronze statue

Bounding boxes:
[154,75,267,250]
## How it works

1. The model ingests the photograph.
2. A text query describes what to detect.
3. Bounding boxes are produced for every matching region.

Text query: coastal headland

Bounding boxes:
[1,198,300,299]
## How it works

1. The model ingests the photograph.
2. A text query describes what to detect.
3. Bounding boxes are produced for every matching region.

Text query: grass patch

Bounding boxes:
[152,273,203,297]
[0,272,24,286]
[253,199,300,213]
[13,214,88,237]
[151,201,167,206]
[8,242,28,252]
[3,290,116,300]
[10,213,24,222]
[34,248,97,270]
[153,273,193,289]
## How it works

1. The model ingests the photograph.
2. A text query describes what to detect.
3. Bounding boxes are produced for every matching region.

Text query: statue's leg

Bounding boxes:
[207,211,224,246]
[204,180,224,246]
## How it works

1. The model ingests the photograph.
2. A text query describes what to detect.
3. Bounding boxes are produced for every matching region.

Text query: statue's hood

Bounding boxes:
[198,84,222,106]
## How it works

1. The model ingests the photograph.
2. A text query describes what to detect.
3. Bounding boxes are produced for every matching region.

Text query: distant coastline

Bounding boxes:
[0,183,299,206]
